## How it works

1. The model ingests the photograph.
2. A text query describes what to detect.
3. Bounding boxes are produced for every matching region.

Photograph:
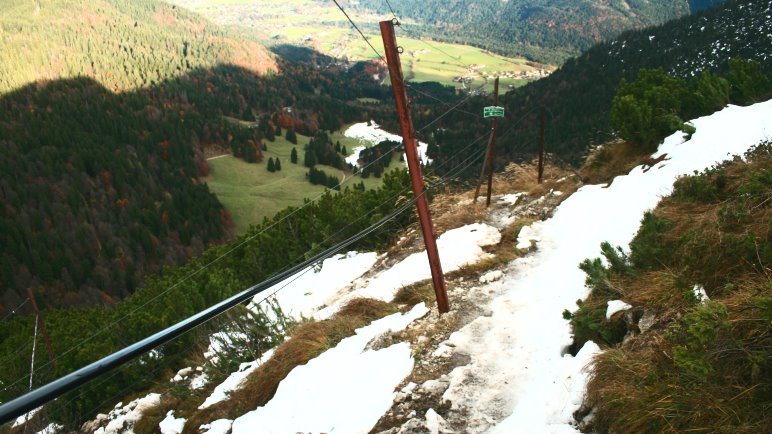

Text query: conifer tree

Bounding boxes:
[286,129,297,144]
[291,147,298,164]
[275,157,282,171]
[304,148,317,167]
[267,157,276,172]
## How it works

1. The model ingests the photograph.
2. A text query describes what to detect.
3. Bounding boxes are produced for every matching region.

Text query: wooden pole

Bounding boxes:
[473,133,493,203]
[538,107,545,184]
[485,77,499,207]
[380,20,449,313]
[473,78,499,206]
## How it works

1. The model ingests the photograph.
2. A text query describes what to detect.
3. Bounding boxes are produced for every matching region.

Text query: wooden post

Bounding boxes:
[473,77,499,206]
[26,288,55,368]
[473,133,494,203]
[485,77,499,207]
[538,107,545,184]
[380,20,449,313]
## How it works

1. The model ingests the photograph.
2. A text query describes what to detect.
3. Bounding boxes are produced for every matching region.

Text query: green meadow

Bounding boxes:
[206,128,405,234]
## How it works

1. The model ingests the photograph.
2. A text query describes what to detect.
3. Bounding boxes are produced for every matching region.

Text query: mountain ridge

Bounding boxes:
[0,0,276,94]
[352,0,723,63]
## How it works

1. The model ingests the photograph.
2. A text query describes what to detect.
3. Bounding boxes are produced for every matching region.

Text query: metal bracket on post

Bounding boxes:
[379,20,449,314]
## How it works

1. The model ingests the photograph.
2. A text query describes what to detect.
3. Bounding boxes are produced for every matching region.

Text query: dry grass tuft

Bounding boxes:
[181,298,396,431]
[580,140,652,185]
[393,282,436,306]
[430,193,488,236]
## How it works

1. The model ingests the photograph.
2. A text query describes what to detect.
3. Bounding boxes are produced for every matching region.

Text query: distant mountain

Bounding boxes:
[353,0,727,63]
[0,0,276,94]
[409,0,770,172]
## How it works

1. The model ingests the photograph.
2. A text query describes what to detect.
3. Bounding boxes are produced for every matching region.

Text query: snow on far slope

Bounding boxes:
[436,101,772,432]
[230,303,430,434]
[344,121,432,166]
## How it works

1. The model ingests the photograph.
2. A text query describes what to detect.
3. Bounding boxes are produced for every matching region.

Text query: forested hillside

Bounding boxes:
[406,0,771,176]
[0,170,414,427]
[0,0,275,93]
[354,0,723,63]
[0,1,394,314]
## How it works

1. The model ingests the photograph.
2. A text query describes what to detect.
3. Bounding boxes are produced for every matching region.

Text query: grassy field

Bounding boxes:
[172,0,552,93]
[206,133,342,234]
[206,128,405,234]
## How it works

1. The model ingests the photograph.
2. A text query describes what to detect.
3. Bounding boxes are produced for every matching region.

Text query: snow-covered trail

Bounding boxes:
[118,102,770,434]
[440,101,772,432]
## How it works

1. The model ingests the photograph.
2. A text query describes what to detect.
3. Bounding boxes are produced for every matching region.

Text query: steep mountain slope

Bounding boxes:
[414,0,771,174]
[0,0,276,94]
[0,1,392,313]
[354,0,722,63]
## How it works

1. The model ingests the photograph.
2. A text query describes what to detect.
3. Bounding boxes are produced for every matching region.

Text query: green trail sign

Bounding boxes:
[484,106,505,118]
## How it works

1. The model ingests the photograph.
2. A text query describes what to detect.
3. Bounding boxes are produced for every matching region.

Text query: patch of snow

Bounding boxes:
[692,285,710,303]
[345,145,366,166]
[189,372,208,390]
[606,300,633,319]
[101,393,161,434]
[425,408,447,434]
[479,270,504,284]
[159,411,185,434]
[515,224,539,249]
[498,192,525,206]
[12,406,41,428]
[437,101,772,432]
[199,349,275,410]
[200,419,233,434]
[230,303,429,433]
[344,121,431,165]
[317,224,500,317]
[35,423,62,434]
[139,349,161,366]
[250,251,377,320]
[204,331,247,362]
